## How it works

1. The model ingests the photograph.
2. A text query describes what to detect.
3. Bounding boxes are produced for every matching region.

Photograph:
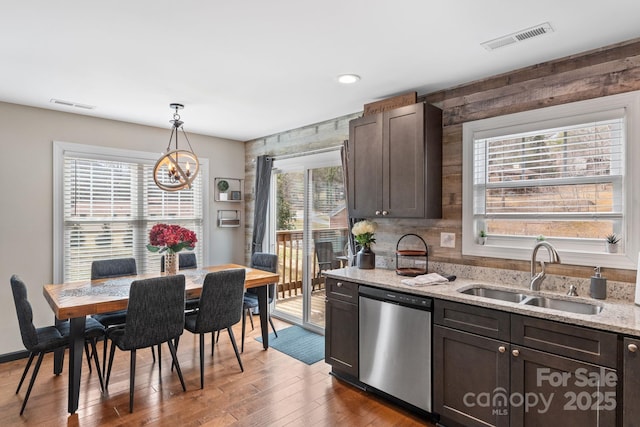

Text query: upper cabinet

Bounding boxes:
[347,102,442,218]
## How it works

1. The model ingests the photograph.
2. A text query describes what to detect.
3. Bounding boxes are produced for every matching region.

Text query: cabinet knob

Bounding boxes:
[629,343,638,353]
[336,282,343,288]
[382,210,389,216]
[498,346,506,353]
[512,349,520,357]
[375,210,381,216]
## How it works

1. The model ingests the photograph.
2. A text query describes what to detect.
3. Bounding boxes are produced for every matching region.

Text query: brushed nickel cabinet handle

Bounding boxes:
[375,210,381,215]
[382,210,389,216]
[629,343,638,353]
[498,346,506,353]
[512,349,520,357]
[336,282,343,287]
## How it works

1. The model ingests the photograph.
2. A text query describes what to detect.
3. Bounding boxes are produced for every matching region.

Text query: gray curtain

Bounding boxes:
[341,141,361,266]
[251,155,273,254]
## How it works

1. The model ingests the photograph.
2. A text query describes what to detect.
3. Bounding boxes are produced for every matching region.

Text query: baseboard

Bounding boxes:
[0,350,29,364]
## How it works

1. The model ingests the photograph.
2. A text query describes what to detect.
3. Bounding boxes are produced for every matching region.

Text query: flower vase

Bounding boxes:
[165,252,179,275]
[356,246,375,269]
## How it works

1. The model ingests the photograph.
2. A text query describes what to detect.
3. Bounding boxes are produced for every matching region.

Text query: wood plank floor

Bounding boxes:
[0,317,435,426]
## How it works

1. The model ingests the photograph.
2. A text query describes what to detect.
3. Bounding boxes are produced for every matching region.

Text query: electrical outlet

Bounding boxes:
[440,232,456,248]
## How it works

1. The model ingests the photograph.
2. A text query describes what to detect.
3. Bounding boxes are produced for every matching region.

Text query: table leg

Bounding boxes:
[53,317,65,375]
[256,285,269,350]
[68,316,86,414]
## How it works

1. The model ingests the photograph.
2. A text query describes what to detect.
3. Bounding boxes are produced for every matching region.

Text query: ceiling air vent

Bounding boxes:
[50,99,96,110]
[481,22,554,51]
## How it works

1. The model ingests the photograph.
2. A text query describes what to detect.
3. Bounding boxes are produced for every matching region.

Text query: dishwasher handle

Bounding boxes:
[359,285,432,311]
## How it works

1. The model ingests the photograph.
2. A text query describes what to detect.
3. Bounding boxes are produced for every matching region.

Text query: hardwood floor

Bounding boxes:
[0,317,435,426]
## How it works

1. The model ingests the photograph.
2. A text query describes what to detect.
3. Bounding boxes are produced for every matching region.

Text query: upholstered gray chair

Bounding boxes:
[184,269,245,389]
[161,252,199,311]
[105,275,186,413]
[242,252,279,352]
[10,275,104,415]
[90,258,138,374]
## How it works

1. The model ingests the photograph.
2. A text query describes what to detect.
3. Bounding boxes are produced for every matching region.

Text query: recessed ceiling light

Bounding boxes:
[337,74,361,84]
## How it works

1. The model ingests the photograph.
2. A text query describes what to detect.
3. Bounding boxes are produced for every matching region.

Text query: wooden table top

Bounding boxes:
[43,264,279,320]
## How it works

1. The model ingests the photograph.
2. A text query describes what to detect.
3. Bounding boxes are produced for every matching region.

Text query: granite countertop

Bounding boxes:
[324,267,640,336]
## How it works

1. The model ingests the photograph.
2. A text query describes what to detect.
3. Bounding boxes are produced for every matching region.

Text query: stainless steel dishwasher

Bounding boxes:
[359,285,432,413]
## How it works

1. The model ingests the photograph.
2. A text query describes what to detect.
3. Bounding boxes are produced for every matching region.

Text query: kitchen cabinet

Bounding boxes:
[434,300,618,427]
[325,278,358,379]
[623,336,640,425]
[347,102,442,218]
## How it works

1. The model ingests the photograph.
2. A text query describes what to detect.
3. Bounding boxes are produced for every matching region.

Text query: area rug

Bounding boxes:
[256,325,325,365]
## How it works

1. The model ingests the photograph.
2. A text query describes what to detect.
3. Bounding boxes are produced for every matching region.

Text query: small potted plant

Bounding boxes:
[478,230,487,245]
[217,179,229,200]
[605,233,620,253]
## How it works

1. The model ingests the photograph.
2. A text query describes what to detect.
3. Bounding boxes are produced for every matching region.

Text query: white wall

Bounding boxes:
[0,102,246,354]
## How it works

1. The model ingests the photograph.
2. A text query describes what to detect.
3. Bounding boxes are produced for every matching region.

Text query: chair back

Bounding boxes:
[10,275,38,351]
[315,241,337,269]
[161,252,197,272]
[119,275,186,350]
[249,252,278,300]
[194,269,245,333]
[91,258,137,280]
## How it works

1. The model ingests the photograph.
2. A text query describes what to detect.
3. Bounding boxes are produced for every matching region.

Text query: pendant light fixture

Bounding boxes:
[153,103,200,191]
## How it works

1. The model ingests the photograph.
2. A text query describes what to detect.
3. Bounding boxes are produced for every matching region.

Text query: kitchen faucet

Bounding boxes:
[530,241,561,291]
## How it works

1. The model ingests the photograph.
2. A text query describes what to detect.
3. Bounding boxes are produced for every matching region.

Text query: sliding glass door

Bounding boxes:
[267,150,347,332]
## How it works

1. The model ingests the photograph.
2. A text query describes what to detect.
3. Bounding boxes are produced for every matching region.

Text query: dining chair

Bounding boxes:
[104,275,187,413]
[10,275,104,415]
[161,252,199,311]
[90,257,138,375]
[184,269,245,389]
[241,252,279,352]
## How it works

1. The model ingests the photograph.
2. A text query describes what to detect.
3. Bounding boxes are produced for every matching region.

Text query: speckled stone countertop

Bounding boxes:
[324,267,640,337]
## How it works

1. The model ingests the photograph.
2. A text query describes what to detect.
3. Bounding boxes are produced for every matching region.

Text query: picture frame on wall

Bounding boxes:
[230,190,242,200]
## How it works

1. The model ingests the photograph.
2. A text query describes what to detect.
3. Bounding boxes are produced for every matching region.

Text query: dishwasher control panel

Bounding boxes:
[359,285,432,311]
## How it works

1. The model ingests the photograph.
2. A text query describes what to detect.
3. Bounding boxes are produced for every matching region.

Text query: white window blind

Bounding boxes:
[62,154,203,282]
[473,118,624,239]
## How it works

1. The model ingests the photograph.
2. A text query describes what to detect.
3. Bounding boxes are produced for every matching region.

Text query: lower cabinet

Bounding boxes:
[623,336,640,425]
[325,278,358,379]
[434,300,618,427]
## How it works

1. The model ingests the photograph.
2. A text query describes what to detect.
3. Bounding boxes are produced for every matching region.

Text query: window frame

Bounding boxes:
[53,141,210,283]
[462,91,640,270]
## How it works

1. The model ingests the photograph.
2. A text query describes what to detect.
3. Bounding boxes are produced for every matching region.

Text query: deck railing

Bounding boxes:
[275,227,348,298]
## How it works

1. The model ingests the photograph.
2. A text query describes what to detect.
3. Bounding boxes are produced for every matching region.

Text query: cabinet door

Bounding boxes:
[384,103,425,217]
[623,337,640,425]
[325,298,358,378]
[348,113,383,217]
[433,325,510,427]
[510,346,616,427]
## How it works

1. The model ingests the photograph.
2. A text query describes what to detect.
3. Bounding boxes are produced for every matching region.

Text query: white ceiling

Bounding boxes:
[2,1,640,141]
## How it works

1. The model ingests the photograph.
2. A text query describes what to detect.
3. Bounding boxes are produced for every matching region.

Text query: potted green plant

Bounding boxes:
[478,230,487,245]
[605,233,620,253]
[217,179,229,200]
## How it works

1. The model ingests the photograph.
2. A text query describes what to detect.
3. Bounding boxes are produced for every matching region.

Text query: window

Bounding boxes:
[463,91,640,269]
[54,142,208,282]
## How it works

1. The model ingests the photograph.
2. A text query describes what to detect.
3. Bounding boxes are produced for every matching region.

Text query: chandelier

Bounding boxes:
[153,103,200,191]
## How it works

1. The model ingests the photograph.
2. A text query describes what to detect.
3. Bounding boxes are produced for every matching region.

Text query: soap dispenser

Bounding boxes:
[590,266,607,300]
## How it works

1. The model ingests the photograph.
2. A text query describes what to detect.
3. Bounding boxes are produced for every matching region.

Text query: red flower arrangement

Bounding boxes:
[146,223,197,254]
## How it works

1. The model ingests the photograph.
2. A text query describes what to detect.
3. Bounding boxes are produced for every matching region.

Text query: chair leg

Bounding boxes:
[269,317,278,338]
[167,339,186,392]
[105,339,117,389]
[20,352,45,415]
[241,309,247,353]
[227,327,244,372]
[129,349,136,413]
[151,345,156,363]
[199,334,205,389]
[16,353,35,394]
[102,335,109,378]
[157,344,162,373]
[248,308,255,330]
[84,341,92,373]
[89,338,105,392]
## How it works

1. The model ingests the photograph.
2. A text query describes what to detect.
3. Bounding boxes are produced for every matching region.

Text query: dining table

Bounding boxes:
[43,263,280,415]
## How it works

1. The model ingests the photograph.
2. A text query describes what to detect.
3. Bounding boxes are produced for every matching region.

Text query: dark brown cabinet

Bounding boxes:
[434,300,618,427]
[623,337,640,425]
[325,278,358,379]
[347,102,442,219]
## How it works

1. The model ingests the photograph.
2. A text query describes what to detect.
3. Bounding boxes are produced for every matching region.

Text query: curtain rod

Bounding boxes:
[267,145,343,161]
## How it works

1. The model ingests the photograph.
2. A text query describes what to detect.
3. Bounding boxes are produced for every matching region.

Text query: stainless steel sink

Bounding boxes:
[522,296,602,315]
[459,286,527,303]
[458,285,602,315]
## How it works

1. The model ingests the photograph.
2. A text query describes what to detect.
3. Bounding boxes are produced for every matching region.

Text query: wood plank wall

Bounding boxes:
[245,37,640,283]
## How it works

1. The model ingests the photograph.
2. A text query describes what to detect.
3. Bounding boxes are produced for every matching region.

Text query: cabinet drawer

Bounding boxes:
[326,278,358,304]
[511,314,617,368]
[434,299,510,341]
